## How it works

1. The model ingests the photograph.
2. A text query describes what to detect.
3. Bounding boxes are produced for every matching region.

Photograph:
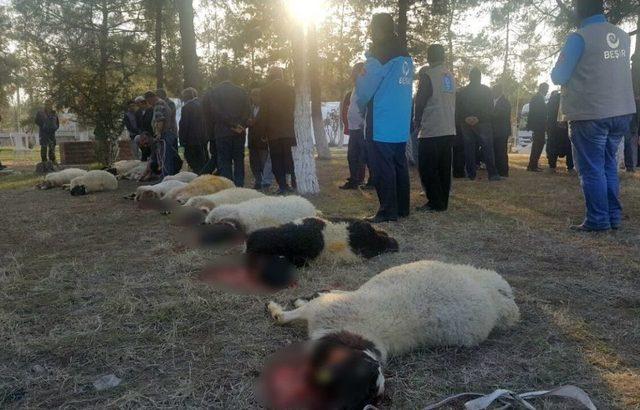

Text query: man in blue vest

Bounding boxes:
[551,0,635,232]
[356,13,414,223]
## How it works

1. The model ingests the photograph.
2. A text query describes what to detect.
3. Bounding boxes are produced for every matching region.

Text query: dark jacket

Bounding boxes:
[124,111,139,139]
[201,88,216,141]
[209,81,251,139]
[248,104,267,150]
[546,91,571,157]
[35,109,59,142]
[457,81,493,125]
[179,98,207,146]
[137,108,154,135]
[527,93,547,133]
[491,95,512,140]
[258,79,297,143]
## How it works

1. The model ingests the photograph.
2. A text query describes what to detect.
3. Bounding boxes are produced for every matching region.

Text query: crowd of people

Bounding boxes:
[16,0,639,232]
[338,0,639,230]
[120,66,296,195]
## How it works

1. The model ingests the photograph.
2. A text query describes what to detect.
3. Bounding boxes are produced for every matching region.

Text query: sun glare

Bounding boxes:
[287,0,328,26]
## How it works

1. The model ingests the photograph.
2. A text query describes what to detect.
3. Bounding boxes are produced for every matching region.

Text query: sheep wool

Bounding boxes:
[269,260,520,361]
[121,163,148,181]
[205,195,318,233]
[163,171,198,184]
[135,180,187,202]
[172,175,235,204]
[112,160,143,178]
[69,170,118,196]
[184,188,266,213]
[246,218,398,267]
[39,168,88,189]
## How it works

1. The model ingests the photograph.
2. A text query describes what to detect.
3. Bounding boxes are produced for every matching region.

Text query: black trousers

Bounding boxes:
[40,137,56,163]
[184,144,209,175]
[548,150,574,170]
[201,139,218,174]
[528,131,546,170]
[270,139,295,190]
[452,134,466,178]
[493,135,510,177]
[249,147,269,188]
[461,123,498,179]
[367,140,410,219]
[418,136,452,211]
[347,129,367,184]
[217,135,245,187]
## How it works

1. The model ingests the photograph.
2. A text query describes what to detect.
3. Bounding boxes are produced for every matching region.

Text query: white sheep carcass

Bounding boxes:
[38,168,88,190]
[134,180,187,202]
[69,170,118,196]
[265,260,520,409]
[163,171,199,184]
[198,195,318,246]
[111,160,143,179]
[184,188,266,213]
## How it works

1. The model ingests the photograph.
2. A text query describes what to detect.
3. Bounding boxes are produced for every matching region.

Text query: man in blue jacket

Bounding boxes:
[551,0,635,232]
[356,13,414,223]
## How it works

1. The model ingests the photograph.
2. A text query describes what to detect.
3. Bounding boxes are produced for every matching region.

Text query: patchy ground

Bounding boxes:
[1,151,639,409]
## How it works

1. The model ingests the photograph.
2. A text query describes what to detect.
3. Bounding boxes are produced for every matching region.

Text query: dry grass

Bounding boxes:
[0,150,639,409]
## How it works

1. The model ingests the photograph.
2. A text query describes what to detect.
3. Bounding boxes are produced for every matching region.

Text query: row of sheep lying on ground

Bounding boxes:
[37,160,522,410]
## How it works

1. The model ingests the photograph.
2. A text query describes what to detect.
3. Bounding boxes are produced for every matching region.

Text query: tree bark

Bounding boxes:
[308,23,331,160]
[502,11,510,75]
[292,24,320,195]
[398,0,409,48]
[177,0,201,89]
[154,0,164,89]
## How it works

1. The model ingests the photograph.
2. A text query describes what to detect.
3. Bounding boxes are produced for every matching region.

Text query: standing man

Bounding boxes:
[457,68,501,181]
[179,87,209,174]
[35,100,59,164]
[145,90,177,136]
[247,88,269,190]
[340,62,368,190]
[526,83,549,172]
[491,83,512,178]
[259,67,297,194]
[413,44,455,213]
[210,66,251,187]
[546,90,574,173]
[157,88,177,130]
[551,0,635,232]
[356,13,414,223]
[123,100,140,160]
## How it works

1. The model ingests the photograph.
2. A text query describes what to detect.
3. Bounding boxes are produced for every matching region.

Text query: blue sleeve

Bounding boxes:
[355,56,385,112]
[551,34,584,86]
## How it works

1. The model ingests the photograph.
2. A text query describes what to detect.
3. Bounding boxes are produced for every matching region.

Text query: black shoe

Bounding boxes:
[361,182,375,190]
[339,181,359,190]
[527,167,543,172]
[364,214,398,223]
[416,204,445,213]
[569,224,608,233]
[489,175,504,182]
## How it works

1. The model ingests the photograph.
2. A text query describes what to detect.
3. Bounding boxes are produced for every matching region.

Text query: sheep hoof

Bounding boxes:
[266,301,285,324]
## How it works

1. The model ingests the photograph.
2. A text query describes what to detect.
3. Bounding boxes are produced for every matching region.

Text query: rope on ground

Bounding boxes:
[364,385,597,410]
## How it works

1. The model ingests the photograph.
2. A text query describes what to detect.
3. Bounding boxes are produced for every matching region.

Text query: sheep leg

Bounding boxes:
[291,289,345,308]
[267,301,307,325]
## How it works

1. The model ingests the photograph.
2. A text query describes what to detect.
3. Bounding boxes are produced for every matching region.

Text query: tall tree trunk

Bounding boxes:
[154,0,164,89]
[398,0,409,47]
[177,0,201,89]
[292,24,320,195]
[446,0,456,70]
[502,11,510,75]
[633,14,640,97]
[308,23,331,160]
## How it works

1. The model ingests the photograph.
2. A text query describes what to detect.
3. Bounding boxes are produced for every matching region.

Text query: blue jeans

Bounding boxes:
[570,115,633,230]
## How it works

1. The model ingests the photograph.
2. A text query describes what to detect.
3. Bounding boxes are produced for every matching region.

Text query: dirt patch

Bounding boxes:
[0,152,639,408]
